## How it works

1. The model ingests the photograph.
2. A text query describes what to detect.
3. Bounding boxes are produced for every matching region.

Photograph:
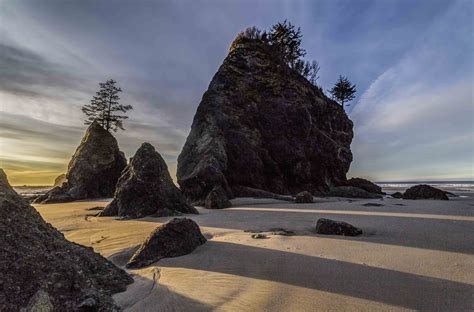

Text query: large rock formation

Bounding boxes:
[177,36,353,205]
[34,122,127,204]
[0,169,133,311]
[127,218,206,269]
[53,173,67,187]
[100,143,198,218]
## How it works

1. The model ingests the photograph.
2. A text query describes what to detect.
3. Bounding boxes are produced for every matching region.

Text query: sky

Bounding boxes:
[0,0,472,185]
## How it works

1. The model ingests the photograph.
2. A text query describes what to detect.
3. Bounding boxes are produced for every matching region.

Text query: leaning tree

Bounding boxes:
[82,79,133,132]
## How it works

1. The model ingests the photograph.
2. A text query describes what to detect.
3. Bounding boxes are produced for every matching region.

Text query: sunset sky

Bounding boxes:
[1,0,472,185]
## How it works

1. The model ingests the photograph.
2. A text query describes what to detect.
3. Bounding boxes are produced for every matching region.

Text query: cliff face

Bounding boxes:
[0,169,132,310]
[35,121,127,203]
[177,37,353,203]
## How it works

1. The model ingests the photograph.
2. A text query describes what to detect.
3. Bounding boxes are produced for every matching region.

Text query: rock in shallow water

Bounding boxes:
[177,36,353,206]
[315,218,362,236]
[34,121,127,204]
[127,218,206,269]
[346,178,384,195]
[0,169,132,311]
[403,184,449,200]
[100,143,198,218]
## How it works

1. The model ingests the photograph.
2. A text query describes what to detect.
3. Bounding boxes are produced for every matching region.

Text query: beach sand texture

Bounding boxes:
[33,195,474,311]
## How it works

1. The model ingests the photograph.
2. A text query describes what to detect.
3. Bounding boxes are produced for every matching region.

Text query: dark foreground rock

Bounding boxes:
[100,143,198,218]
[403,184,449,200]
[177,35,353,206]
[34,122,127,204]
[295,191,314,203]
[0,169,132,311]
[346,178,384,194]
[391,192,404,199]
[315,218,362,236]
[328,186,382,199]
[127,218,206,269]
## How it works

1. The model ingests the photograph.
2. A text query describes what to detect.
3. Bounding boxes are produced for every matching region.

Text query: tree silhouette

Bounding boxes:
[328,75,357,111]
[268,20,306,68]
[82,79,133,132]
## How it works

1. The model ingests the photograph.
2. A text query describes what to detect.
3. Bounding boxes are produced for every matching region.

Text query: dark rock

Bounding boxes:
[34,122,127,203]
[295,191,314,203]
[315,218,362,236]
[232,185,294,202]
[391,192,404,199]
[127,218,206,269]
[53,173,67,187]
[362,203,384,207]
[328,186,382,199]
[251,233,267,239]
[204,185,232,209]
[403,184,449,200]
[0,169,133,311]
[269,228,295,236]
[346,178,384,194]
[177,36,353,204]
[100,143,198,218]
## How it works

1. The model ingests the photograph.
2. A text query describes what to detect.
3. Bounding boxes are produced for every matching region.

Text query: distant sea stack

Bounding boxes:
[34,121,127,204]
[100,143,198,218]
[177,36,353,205]
[0,169,132,310]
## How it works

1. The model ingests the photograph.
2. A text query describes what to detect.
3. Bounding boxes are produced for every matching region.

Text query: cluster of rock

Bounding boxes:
[392,184,449,200]
[127,218,206,269]
[99,143,198,218]
[177,36,354,207]
[0,169,132,311]
[34,121,127,204]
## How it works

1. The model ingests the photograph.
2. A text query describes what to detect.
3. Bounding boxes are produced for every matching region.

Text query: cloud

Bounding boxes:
[348,1,473,181]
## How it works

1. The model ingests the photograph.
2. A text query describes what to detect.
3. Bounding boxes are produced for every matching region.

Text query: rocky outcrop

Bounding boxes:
[315,218,362,236]
[346,178,384,194]
[100,143,198,218]
[53,173,67,187]
[0,169,132,311]
[127,218,206,269]
[328,186,382,199]
[403,185,449,200]
[34,122,127,203]
[177,36,353,206]
[295,191,314,203]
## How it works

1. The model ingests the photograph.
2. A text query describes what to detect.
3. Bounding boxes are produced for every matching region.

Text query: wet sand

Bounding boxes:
[33,194,474,311]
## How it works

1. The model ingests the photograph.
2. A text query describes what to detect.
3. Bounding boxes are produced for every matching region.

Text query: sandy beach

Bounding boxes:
[33,194,474,311]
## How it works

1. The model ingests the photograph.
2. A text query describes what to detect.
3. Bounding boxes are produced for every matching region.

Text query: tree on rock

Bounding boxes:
[82,79,133,132]
[268,20,306,68]
[328,75,357,111]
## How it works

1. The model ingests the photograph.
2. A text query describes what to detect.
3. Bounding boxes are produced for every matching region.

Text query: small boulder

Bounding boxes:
[315,218,362,236]
[251,233,267,239]
[346,178,385,194]
[403,185,449,200]
[204,185,232,209]
[391,192,404,199]
[127,218,206,269]
[100,143,198,218]
[328,186,382,199]
[295,191,314,203]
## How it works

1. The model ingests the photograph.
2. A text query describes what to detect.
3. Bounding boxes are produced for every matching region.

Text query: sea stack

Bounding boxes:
[100,143,198,218]
[177,35,353,205]
[0,169,133,311]
[34,121,127,203]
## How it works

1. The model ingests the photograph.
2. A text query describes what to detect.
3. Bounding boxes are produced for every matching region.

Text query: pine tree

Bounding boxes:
[268,20,306,68]
[328,75,357,111]
[82,79,133,132]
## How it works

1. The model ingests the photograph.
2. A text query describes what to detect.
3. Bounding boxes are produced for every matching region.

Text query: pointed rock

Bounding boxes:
[0,169,132,310]
[34,121,127,203]
[177,36,353,205]
[100,143,198,218]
